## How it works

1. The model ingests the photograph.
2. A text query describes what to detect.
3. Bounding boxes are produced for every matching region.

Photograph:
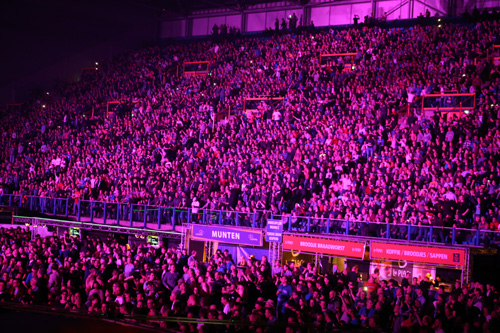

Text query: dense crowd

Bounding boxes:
[1,20,500,240]
[0,227,499,332]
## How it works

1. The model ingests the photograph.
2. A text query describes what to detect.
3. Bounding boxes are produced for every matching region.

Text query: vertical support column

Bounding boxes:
[268,241,283,272]
[186,18,192,37]
[65,199,69,217]
[90,202,94,223]
[143,204,148,228]
[386,222,390,239]
[204,241,214,262]
[303,5,311,27]
[53,199,57,215]
[157,207,162,229]
[77,201,81,222]
[179,224,188,252]
[116,203,120,225]
[103,202,107,224]
[241,12,247,33]
[130,204,134,227]
[464,249,471,286]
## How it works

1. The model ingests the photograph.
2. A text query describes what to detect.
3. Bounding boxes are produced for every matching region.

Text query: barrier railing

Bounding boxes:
[243,97,285,123]
[6,103,23,114]
[183,61,209,76]
[319,53,357,72]
[421,93,475,112]
[106,100,139,117]
[162,64,179,85]
[243,97,284,112]
[1,194,498,246]
[474,45,500,65]
[215,101,239,122]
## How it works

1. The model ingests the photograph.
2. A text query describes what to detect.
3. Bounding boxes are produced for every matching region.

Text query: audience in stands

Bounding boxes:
[1,21,500,242]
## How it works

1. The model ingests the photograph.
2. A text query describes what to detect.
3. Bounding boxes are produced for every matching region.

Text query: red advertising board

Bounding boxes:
[282,235,365,259]
[370,242,466,266]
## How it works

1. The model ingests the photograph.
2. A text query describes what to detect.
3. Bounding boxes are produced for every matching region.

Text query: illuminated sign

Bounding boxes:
[266,219,283,243]
[282,235,365,259]
[69,227,80,238]
[191,225,263,247]
[147,235,159,247]
[370,242,466,266]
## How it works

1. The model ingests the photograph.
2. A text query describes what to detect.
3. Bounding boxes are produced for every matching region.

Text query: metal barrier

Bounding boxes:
[183,61,209,76]
[1,194,498,246]
[421,93,475,112]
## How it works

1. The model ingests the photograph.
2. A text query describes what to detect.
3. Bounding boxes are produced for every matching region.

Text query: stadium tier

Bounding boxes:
[1,13,500,333]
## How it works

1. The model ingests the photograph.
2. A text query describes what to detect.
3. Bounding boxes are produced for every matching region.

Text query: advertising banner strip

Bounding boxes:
[191,225,263,247]
[282,235,365,260]
[370,242,466,266]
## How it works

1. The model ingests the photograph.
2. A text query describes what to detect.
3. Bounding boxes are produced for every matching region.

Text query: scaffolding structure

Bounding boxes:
[268,241,283,267]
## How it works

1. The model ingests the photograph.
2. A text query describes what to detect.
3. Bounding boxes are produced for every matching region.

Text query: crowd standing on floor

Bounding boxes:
[0,227,499,332]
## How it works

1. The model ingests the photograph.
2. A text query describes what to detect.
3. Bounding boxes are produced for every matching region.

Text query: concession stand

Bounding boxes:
[281,233,367,274]
[187,224,264,263]
[369,241,470,286]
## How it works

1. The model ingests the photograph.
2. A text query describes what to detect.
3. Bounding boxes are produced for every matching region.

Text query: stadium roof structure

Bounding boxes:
[135,0,307,15]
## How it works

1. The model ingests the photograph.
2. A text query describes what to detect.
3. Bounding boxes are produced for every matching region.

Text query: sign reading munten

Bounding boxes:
[191,225,263,247]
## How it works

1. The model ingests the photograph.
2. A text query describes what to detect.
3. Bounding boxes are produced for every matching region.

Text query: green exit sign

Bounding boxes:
[147,236,159,247]
[69,227,80,238]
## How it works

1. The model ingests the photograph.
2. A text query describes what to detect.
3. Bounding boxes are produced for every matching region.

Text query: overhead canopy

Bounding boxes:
[136,0,300,15]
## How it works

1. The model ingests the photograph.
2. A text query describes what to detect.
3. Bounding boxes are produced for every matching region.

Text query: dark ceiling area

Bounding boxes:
[0,0,292,105]
[0,0,159,105]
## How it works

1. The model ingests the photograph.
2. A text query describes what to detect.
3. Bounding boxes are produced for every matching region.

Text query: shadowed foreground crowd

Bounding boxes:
[0,227,499,332]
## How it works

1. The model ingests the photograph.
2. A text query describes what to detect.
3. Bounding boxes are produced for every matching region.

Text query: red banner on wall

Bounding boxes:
[282,235,365,259]
[370,242,466,266]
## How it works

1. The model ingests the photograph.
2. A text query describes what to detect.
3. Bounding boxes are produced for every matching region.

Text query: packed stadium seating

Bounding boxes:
[1,16,500,331]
